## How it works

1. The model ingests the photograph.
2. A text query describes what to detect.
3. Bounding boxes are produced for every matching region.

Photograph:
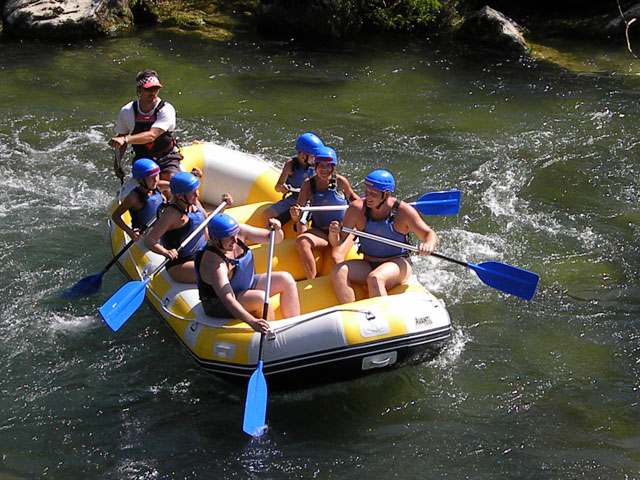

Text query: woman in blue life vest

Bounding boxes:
[110,158,168,242]
[194,213,300,333]
[144,172,231,283]
[329,169,439,303]
[289,146,358,279]
[108,69,182,183]
[261,132,323,226]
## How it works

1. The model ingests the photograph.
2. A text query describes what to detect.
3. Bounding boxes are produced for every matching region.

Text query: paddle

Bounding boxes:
[99,200,227,332]
[62,216,159,298]
[115,147,124,186]
[242,228,275,437]
[299,190,461,216]
[342,227,539,301]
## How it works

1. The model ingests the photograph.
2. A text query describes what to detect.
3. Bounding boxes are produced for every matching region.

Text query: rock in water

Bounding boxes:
[2,0,134,40]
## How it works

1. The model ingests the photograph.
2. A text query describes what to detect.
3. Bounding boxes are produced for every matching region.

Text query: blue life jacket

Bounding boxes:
[162,204,206,257]
[195,240,256,302]
[130,187,163,229]
[285,156,315,200]
[309,176,348,229]
[358,200,407,258]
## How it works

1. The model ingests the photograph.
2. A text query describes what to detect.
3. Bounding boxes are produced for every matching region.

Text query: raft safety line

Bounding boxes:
[113,219,378,334]
[146,286,375,333]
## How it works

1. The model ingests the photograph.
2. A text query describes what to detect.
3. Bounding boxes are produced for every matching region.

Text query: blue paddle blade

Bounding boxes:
[412,190,461,215]
[99,277,150,332]
[470,261,539,301]
[61,270,106,298]
[242,360,268,437]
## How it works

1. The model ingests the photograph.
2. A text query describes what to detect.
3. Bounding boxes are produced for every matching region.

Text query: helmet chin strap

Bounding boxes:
[216,237,237,253]
[175,193,193,208]
[375,191,388,209]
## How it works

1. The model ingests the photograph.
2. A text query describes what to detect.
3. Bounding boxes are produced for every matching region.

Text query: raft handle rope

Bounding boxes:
[106,230,416,335]
[122,237,378,332]
[144,289,376,333]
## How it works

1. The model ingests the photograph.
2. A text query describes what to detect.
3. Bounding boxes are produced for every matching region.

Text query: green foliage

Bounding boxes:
[363,0,443,31]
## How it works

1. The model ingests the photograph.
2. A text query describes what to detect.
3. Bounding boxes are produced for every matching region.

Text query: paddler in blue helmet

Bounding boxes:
[194,213,300,332]
[289,145,358,279]
[329,169,439,303]
[144,171,232,283]
[262,132,323,226]
[110,158,168,242]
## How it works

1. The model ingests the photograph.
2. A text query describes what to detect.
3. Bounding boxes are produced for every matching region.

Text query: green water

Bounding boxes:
[0,29,638,478]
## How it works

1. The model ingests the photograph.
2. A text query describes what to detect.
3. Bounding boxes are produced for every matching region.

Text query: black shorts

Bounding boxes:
[165,254,193,270]
[201,276,259,318]
[155,148,183,175]
[201,297,234,318]
[365,255,412,270]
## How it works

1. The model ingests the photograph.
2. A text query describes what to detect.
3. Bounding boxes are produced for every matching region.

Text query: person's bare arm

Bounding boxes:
[290,179,312,235]
[110,126,166,150]
[205,253,270,333]
[398,202,438,255]
[274,158,294,194]
[111,192,143,241]
[337,174,359,202]
[143,208,181,259]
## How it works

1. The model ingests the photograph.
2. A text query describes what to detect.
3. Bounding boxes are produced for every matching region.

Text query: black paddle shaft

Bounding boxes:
[103,237,135,272]
[103,214,160,272]
[431,252,469,268]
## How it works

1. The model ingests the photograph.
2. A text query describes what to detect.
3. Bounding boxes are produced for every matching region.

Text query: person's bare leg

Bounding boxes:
[295,230,329,279]
[366,258,411,297]
[332,260,372,304]
[167,261,197,283]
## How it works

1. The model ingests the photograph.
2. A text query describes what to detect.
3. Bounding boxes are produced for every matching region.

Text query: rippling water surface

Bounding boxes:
[0,29,638,478]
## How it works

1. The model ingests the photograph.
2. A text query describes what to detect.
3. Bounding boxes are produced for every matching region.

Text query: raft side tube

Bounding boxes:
[195,143,281,207]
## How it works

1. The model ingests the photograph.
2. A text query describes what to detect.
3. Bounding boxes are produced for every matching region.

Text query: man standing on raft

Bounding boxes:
[108,69,182,183]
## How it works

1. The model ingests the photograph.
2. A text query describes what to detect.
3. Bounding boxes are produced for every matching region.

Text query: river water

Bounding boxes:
[0,28,638,478]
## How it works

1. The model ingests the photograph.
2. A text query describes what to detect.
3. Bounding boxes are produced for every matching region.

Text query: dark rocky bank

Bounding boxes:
[1,0,640,59]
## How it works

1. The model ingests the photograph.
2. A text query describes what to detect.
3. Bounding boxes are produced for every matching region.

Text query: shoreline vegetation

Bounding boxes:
[137,0,640,46]
[149,0,259,41]
[0,0,638,64]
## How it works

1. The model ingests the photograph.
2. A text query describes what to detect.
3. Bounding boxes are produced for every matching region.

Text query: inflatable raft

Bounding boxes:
[106,143,452,387]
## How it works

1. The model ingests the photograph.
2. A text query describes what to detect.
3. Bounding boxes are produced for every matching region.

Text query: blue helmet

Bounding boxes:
[170,171,200,196]
[314,146,337,165]
[364,169,395,192]
[209,213,240,239]
[295,132,324,156]
[132,158,161,179]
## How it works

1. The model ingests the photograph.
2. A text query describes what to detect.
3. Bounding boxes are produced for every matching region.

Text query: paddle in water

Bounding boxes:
[300,190,461,216]
[62,216,159,298]
[342,227,539,301]
[242,228,276,437]
[99,200,228,331]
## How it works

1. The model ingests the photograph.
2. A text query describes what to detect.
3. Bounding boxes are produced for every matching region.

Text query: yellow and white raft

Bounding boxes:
[108,143,451,386]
